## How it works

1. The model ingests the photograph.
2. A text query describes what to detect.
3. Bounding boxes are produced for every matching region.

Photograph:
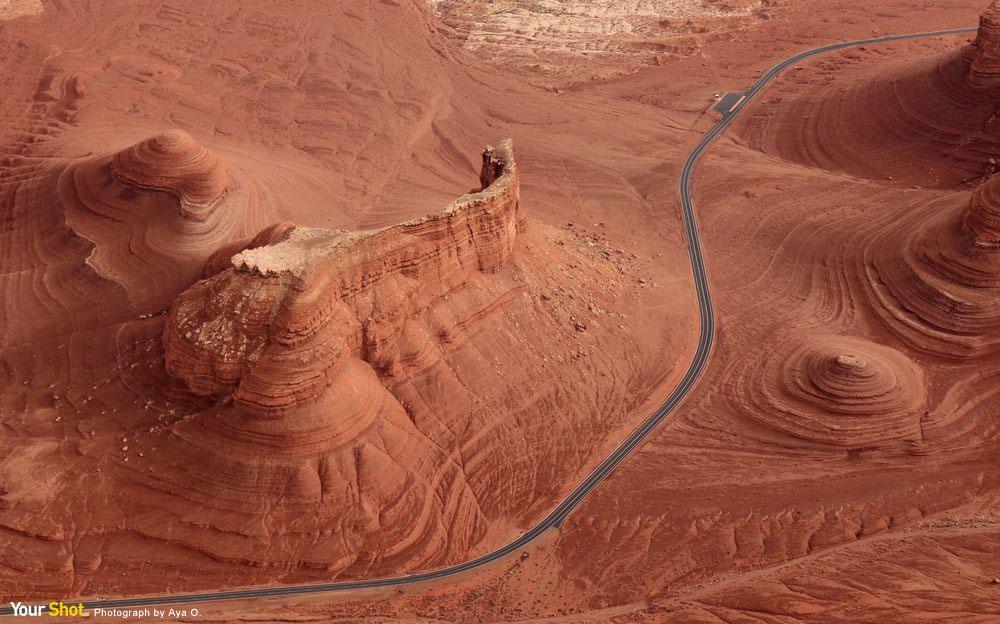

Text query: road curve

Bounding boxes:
[0,25,977,616]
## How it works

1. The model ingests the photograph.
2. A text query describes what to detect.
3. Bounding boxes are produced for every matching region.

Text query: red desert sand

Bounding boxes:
[3,0,1000,623]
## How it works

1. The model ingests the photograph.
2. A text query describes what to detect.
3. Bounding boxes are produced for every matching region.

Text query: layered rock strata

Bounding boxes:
[120,139,529,573]
[868,173,1000,358]
[963,0,1000,90]
[110,129,231,220]
[59,129,264,309]
[164,139,522,415]
[736,8,1000,188]
[0,129,264,350]
[733,334,925,447]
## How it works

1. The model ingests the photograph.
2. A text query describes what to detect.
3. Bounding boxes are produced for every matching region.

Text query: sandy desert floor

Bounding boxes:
[3,0,1000,623]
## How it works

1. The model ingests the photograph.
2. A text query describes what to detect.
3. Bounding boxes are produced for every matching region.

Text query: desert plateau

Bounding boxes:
[2,0,1000,622]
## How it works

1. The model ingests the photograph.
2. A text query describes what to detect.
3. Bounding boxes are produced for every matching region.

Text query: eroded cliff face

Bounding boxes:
[92,136,661,582]
[163,139,523,414]
[964,0,1000,89]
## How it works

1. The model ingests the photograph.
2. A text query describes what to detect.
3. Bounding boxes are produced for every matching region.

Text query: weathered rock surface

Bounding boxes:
[964,169,1000,251]
[56,134,662,586]
[864,174,1000,358]
[0,129,267,355]
[110,129,231,220]
[429,0,770,82]
[57,130,266,311]
[164,139,522,413]
[964,0,1000,89]
[737,6,1000,188]
[0,0,694,604]
[732,334,925,447]
[0,0,42,20]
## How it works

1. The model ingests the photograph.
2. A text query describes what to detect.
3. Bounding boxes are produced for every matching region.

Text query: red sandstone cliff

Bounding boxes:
[964,0,1000,89]
[163,139,523,413]
[0,0,693,600]
[101,135,658,581]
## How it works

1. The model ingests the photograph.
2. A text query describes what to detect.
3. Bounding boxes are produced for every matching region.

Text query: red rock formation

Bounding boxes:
[110,129,231,220]
[97,135,662,582]
[963,0,1000,89]
[200,220,297,278]
[964,170,1000,251]
[0,0,698,603]
[83,139,524,573]
[59,130,267,309]
[867,174,1000,358]
[732,334,925,447]
[1,125,664,591]
[736,5,1000,188]
[164,139,522,413]
[729,4,1000,359]
[0,129,268,354]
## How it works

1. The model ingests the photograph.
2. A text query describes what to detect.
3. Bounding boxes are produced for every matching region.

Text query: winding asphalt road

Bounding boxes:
[0,25,977,617]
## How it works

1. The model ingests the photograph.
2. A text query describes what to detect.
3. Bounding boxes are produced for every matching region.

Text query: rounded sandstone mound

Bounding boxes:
[55,130,265,310]
[734,335,925,447]
[111,129,230,218]
[965,170,1000,251]
[866,175,1000,358]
